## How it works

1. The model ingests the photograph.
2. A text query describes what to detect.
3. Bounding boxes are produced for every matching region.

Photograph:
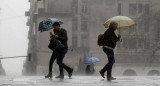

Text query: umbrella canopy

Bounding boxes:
[103,16,136,29]
[38,18,63,32]
[85,57,100,64]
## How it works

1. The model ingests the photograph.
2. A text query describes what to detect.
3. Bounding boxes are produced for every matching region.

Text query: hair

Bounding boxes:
[109,22,118,29]
[53,22,60,26]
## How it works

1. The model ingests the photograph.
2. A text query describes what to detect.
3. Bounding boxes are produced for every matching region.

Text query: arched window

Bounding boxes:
[123,69,137,76]
[148,70,160,76]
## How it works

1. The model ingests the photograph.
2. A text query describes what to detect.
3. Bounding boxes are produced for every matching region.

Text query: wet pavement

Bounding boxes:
[0,76,160,86]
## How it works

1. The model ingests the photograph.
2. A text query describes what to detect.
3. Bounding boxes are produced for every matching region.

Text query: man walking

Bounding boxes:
[99,22,121,81]
[45,35,65,79]
[52,22,73,79]
[45,22,73,79]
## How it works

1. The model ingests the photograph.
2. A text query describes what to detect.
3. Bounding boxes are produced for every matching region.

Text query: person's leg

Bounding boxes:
[56,50,73,78]
[57,54,64,75]
[45,52,56,78]
[61,50,73,78]
[106,49,116,81]
[99,47,110,78]
[106,50,115,78]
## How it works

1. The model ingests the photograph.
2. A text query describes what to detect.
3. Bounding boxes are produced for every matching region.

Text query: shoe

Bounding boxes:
[107,76,116,81]
[45,74,52,79]
[99,71,105,78]
[68,68,73,78]
[55,75,64,79]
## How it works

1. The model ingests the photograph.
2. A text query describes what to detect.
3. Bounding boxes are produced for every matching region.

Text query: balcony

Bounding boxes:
[25,11,30,16]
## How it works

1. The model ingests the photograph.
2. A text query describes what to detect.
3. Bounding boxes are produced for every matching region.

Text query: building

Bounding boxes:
[0,60,5,75]
[23,0,160,76]
[0,7,6,76]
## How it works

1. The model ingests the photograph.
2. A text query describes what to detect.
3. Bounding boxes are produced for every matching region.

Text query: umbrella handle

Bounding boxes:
[118,29,122,42]
[118,29,121,34]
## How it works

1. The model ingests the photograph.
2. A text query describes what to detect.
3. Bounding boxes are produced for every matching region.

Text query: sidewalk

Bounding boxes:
[0,76,160,86]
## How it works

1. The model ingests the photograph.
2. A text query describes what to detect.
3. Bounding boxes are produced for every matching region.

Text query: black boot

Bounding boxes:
[45,73,52,79]
[68,68,73,78]
[55,75,64,79]
[107,76,116,81]
[99,71,105,78]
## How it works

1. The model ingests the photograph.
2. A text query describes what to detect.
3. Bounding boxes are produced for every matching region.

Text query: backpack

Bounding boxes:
[97,34,105,46]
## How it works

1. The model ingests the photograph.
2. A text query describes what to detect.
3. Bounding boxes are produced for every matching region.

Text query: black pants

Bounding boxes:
[101,47,115,77]
[48,49,72,75]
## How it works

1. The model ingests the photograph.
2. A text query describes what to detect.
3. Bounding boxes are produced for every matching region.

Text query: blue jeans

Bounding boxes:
[100,47,115,77]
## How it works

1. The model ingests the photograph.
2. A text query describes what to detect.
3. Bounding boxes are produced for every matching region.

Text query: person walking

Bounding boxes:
[99,22,121,81]
[45,22,73,79]
[45,35,65,79]
[52,22,73,79]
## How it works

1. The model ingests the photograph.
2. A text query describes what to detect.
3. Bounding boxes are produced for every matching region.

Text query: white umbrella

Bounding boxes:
[103,16,136,29]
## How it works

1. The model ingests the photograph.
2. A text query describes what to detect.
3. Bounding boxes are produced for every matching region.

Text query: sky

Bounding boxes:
[0,0,29,76]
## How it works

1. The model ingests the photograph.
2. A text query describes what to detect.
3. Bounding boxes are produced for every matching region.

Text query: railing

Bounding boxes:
[0,56,27,59]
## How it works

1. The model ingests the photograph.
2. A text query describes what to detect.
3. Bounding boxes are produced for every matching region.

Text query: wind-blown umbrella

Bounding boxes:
[103,16,136,29]
[85,57,100,64]
[38,18,63,32]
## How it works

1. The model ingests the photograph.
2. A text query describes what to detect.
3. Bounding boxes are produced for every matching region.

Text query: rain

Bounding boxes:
[0,0,160,86]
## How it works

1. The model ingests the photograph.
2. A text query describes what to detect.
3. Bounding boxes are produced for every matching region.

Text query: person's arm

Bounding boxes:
[110,32,120,43]
[57,30,68,42]
[49,32,55,41]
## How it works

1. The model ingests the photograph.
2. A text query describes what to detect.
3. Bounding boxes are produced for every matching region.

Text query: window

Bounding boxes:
[144,21,149,32]
[118,3,121,15]
[137,38,143,49]
[129,4,136,15]
[72,17,78,31]
[81,16,88,31]
[144,38,150,49]
[138,4,143,13]
[104,0,115,5]
[72,0,78,14]
[81,4,87,13]
[82,0,88,3]
[72,35,78,48]
[144,4,150,14]
[81,35,88,48]
[138,21,142,29]
[81,21,87,31]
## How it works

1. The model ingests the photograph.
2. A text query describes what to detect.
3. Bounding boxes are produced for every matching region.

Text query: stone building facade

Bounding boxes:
[23,0,160,76]
[0,6,6,76]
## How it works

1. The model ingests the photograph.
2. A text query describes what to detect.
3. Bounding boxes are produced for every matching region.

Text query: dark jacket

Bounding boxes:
[54,28,68,50]
[48,38,65,52]
[104,28,120,48]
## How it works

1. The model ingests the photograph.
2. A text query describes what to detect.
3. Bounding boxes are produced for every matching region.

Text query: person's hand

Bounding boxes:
[49,32,53,36]
[49,36,53,41]
[118,34,121,38]
[55,35,58,38]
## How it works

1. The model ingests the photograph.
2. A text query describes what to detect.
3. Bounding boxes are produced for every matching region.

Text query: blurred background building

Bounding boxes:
[23,0,160,76]
[0,60,6,75]
[0,7,6,75]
